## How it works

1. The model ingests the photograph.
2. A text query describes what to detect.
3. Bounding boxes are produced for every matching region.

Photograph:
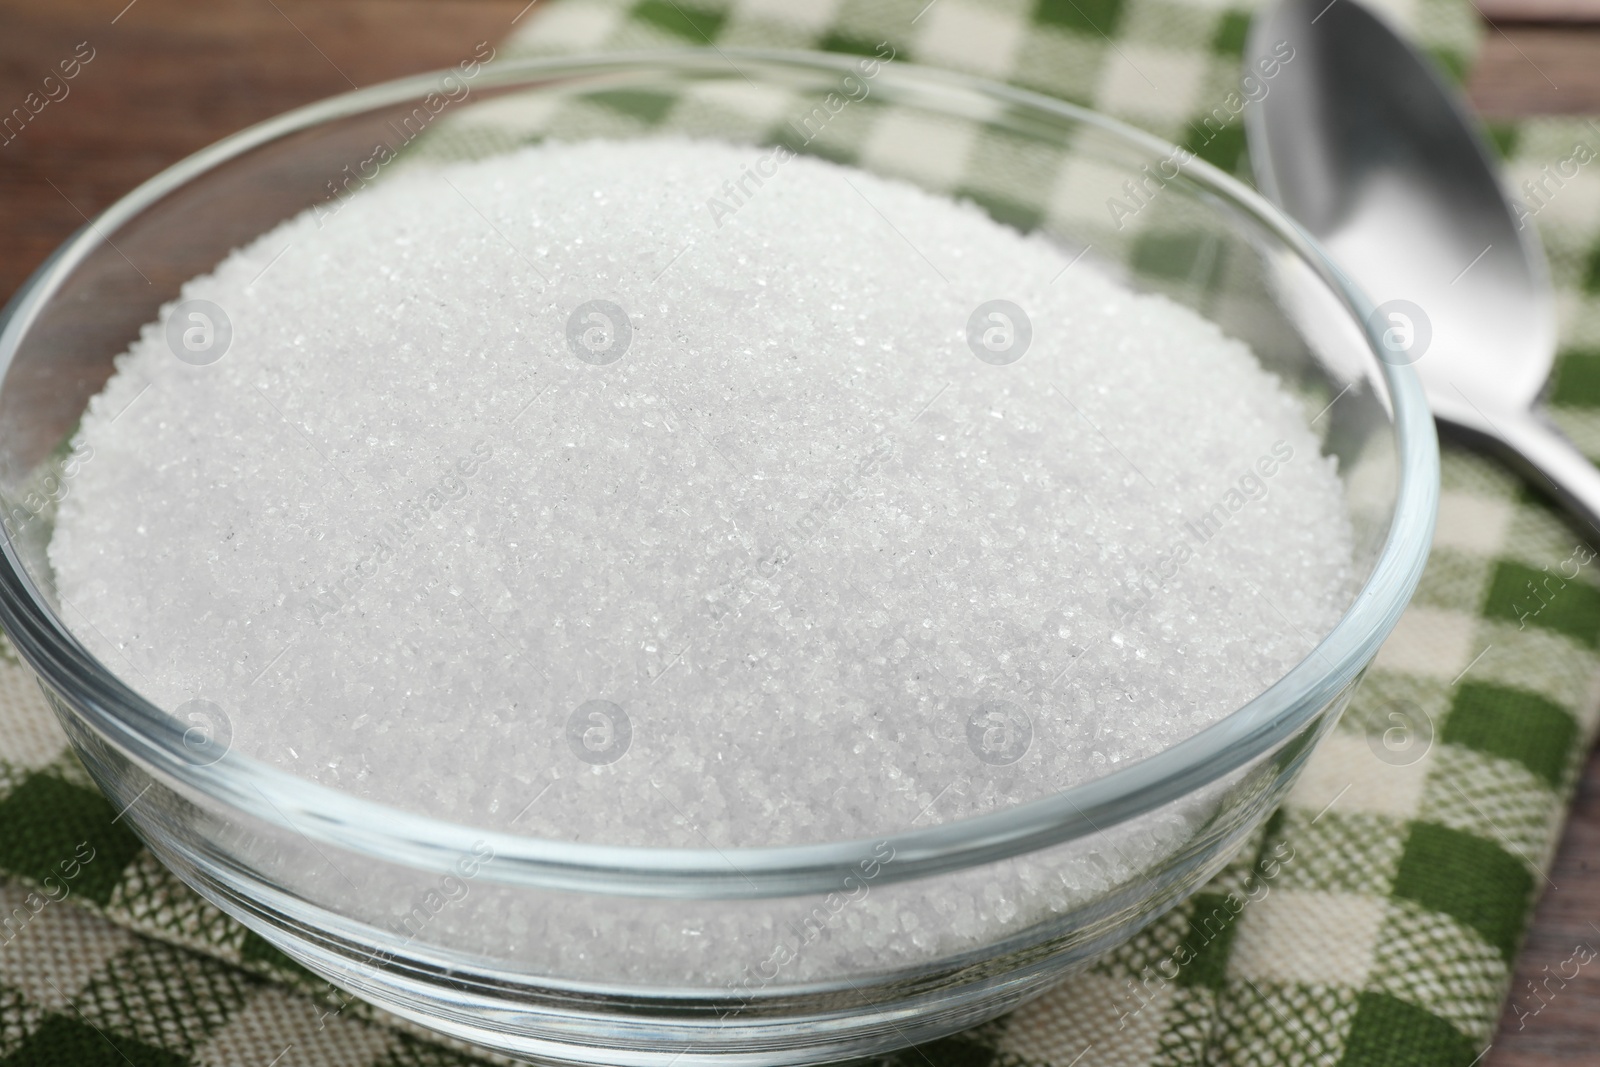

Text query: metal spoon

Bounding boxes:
[1244,0,1600,532]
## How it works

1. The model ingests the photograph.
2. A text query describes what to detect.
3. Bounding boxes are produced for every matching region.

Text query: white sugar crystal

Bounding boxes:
[49,138,1354,856]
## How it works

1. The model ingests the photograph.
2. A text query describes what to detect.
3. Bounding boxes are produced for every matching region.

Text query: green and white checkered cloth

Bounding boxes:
[5,0,1600,1064]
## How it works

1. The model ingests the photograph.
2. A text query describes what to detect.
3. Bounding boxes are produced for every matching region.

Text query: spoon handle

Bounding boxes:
[1432,396,1600,542]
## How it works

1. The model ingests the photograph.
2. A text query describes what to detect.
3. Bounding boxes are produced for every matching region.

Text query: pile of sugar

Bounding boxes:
[49,138,1354,850]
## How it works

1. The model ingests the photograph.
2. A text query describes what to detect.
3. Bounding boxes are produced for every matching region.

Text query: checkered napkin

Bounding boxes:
[4,1,1600,1064]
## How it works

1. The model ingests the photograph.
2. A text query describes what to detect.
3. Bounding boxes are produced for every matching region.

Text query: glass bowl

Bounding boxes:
[0,49,1437,1065]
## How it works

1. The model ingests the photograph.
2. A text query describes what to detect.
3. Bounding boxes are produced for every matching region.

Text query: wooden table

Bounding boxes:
[0,3,1596,1065]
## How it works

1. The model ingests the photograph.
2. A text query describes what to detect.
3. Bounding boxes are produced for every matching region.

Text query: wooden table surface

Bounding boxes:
[1,2,1597,1064]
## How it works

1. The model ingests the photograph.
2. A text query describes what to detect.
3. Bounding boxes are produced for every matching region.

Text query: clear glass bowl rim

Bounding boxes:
[0,48,1439,899]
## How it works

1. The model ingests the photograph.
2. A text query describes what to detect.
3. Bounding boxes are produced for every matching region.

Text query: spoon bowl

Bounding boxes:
[1247,0,1600,532]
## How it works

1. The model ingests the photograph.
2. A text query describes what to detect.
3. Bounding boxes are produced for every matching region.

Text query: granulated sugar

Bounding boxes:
[49,138,1354,850]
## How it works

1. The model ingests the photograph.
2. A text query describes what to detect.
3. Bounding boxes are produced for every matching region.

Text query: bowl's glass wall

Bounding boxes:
[52,679,1347,1063]
[0,54,1425,1065]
